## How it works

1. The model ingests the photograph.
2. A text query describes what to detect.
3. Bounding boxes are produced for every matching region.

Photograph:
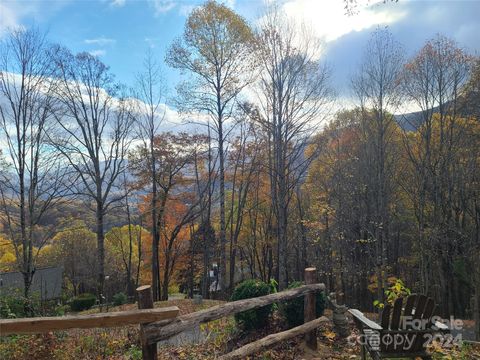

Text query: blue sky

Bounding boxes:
[1,0,480,103]
[0,0,261,88]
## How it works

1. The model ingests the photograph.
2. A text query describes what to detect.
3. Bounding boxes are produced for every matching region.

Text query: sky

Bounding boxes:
[1,0,480,111]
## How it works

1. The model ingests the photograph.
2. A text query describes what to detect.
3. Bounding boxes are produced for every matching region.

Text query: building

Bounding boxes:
[0,266,63,300]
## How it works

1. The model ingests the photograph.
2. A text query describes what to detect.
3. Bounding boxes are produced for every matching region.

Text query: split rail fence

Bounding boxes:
[0,267,327,360]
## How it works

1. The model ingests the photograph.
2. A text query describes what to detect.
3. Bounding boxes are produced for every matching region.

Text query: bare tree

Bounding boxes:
[192,126,217,298]
[166,0,257,294]
[112,172,139,297]
[400,35,472,315]
[352,27,405,303]
[133,49,166,300]
[51,49,134,298]
[226,113,260,291]
[0,28,68,298]
[255,8,332,289]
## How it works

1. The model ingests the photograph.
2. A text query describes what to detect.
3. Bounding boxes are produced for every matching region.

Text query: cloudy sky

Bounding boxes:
[1,0,479,107]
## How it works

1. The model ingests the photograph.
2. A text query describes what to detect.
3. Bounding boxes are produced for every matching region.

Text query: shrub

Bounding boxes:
[70,293,96,311]
[0,289,42,318]
[230,279,272,330]
[374,277,411,309]
[125,344,143,360]
[112,292,128,306]
[280,281,326,327]
[54,304,70,316]
[168,283,180,295]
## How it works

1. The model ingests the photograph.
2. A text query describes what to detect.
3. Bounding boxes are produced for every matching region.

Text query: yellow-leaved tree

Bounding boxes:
[105,225,148,297]
[51,221,97,296]
[0,234,16,272]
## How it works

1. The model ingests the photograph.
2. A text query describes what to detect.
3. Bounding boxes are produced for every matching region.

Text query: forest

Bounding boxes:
[0,0,479,344]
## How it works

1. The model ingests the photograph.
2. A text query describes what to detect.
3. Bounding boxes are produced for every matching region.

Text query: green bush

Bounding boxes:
[280,281,326,327]
[125,344,143,360]
[54,304,70,316]
[230,279,272,330]
[112,292,128,306]
[0,289,41,318]
[70,293,96,311]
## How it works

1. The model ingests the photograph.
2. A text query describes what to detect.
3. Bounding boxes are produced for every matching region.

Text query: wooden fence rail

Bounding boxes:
[219,316,329,360]
[0,307,179,336]
[138,267,325,360]
[0,268,327,360]
[143,281,325,345]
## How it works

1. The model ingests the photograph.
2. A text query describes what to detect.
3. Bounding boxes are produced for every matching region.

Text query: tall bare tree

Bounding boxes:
[400,35,472,314]
[51,49,134,298]
[133,49,166,300]
[0,28,67,298]
[166,0,256,294]
[352,27,404,302]
[226,113,260,291]
[192,125,217,298]
[255,8,332,289]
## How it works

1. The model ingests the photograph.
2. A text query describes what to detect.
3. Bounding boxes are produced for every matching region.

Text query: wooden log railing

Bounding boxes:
[137,267,326,360]
[143,282,325,345]
[0,306,179,336]
[219,316,329,360]
[0,268,328,360]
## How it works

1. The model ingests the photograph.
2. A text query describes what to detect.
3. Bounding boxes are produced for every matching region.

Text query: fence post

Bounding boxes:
[137,285,157,360]
[304,267,317,350]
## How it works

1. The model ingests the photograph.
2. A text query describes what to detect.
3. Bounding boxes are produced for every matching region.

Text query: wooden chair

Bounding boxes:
[349,294,449,360]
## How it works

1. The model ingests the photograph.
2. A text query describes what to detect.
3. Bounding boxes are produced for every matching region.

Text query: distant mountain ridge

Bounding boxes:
[395,92,479,131]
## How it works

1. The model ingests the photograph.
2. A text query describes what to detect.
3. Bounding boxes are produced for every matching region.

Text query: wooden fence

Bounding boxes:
[0,307,179,335]
[139,267,326,359]
[0,267,327,360]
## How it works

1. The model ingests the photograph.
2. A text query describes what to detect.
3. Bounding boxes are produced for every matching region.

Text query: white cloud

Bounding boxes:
[179,4,196,17]
[178,1,234,18]
[281,0,406,43]
[0,1,71,38]
[144,37,158,48]
[223,0,235,9]
[84,37,116,46]
[150,0,176,16]
[89,49,106,57]
[0,3,24,37]
[110,0,126,7]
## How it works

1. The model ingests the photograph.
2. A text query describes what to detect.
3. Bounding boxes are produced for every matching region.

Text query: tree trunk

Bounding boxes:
[19,163,31,299]
[275,96,288,290]
[22,272,33,300]
[96,201,105,300]
[126,194,134,297]
[219,117,227,296]
[277,170,288,290]
[189,231,195,299]
[161,262,170,301]
[202,229,210,299]
[151,143,160,301]
[229,237,236,292]
[475,269,480,341]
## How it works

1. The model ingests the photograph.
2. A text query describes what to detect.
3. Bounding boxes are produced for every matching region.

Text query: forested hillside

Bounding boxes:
[1,0,479,342]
